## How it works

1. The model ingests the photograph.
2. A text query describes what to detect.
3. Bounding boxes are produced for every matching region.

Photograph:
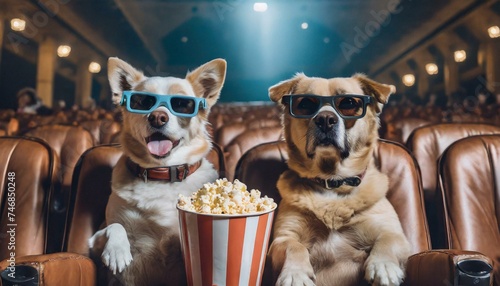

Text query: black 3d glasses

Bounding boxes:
[281,94,372,119]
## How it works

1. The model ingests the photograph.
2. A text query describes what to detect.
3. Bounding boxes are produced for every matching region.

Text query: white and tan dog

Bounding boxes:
[268,73,411,286]
[89,57,226,285]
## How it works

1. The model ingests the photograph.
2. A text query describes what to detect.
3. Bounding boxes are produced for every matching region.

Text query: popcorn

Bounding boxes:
[177,178,277,214]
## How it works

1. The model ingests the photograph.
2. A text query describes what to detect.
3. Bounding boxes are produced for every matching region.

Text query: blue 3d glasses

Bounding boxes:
[120,91,207,117]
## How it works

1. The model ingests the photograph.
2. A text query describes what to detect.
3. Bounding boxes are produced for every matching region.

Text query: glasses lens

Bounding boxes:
[130,94,157,110]
[171,97,195,115]
[334,96,364,117]
[292,96,321,116]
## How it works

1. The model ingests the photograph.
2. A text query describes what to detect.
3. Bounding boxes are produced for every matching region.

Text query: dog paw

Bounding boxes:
[102,239,133,275]
[88,228,106,250]
[276,270,316,286]
[88,236,97,249]
[365,257,404,286]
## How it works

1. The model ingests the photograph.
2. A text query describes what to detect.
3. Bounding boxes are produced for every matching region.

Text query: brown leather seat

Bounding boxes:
[383,118,431,144]
[214,119,281,149]
[80,120,121,145]
[63,143,225,285]
[24,125,95,251]
[407,123,500,202]
[0,137,58,259]
[209,103,281,135]
[406,123,500,247]
[207,143,226,179]
[16,114,71,135]
[25,125,94,196]
[0,138,493,285]
[0,141,227,285]
[236,139,430,252]
[224,126,283,181]
[214,122,248,148]
[65,143,226,256]
[64,145,123,256]
[438,134,500,285]
[0,118,19,136]
[234,140,288,206]
[235,139,493,285]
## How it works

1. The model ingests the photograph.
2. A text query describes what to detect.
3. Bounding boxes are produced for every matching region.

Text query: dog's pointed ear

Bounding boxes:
[269,73,306,103]
[108,57,146,105]
[353,73,395,113]
[186,58,227,108]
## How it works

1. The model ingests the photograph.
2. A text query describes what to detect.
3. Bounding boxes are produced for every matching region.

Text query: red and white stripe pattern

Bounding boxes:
[178,209,275,286]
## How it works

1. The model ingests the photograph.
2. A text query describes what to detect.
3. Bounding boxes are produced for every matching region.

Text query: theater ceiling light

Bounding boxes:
[425,63,438,75]
[253,2,268,12]
[402,74,415,87]
[89,62,101,73]
[454,50,466,63]
[10,18,26,31]
[301,22,309,30]
[488,26,500,38]
[57,45,71,57]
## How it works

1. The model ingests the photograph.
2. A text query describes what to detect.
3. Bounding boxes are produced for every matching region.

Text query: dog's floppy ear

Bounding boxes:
[108,57,146,105]
[353,73,395,113]
[269,73,306,103]
[186,58,227,108]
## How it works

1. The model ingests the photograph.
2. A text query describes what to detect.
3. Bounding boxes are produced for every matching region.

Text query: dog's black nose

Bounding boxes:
[315,111,338,132]
[148,111,169,128]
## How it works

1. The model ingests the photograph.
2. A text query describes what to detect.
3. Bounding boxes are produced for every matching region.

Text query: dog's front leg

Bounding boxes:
[89,223,133,274]
[270,237,316,286]
[269,205,316,286]
[364,232,409,286]
[361,205,411,286]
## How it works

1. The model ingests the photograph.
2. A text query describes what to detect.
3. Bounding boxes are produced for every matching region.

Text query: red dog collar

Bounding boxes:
[126,158,202,183]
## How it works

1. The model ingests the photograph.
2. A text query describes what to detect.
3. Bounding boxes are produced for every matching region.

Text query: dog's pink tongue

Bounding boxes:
[147,140,173,156]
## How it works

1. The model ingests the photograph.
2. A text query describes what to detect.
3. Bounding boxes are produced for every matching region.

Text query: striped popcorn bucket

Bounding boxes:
[177,207,275,286]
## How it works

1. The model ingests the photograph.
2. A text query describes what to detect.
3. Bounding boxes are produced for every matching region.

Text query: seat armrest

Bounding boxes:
[0,252,96,286]
[404,249,493,286]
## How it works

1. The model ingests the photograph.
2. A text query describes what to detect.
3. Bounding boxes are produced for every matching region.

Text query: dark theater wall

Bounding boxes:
[0,49,77,111]
[0,49,37,111]
[53,73,76,108]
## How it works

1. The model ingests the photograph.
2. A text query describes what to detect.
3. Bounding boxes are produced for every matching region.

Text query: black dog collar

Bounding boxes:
[314,170,366,189]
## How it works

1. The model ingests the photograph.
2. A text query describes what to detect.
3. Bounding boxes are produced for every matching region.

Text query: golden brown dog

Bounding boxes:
[268,73,411,286]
